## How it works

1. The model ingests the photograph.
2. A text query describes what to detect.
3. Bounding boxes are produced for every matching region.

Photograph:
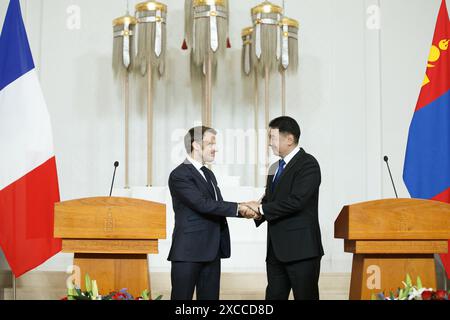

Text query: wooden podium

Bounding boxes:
[54,197,166,298]
[335,198,450,300]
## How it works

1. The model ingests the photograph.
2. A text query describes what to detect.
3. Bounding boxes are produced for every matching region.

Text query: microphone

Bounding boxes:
[383,156,398,198]
[109,161,119,197]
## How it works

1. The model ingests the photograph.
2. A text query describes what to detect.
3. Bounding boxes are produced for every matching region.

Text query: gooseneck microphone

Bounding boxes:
[109,161,119,197]
[383,156,398,198]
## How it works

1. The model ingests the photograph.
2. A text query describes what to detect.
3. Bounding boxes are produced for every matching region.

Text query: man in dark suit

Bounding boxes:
[245,116,324,300]
[168,126,256,300]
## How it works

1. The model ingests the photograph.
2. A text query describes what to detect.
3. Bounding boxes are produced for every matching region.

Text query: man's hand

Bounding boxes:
[240,201,262,220]
[238,204,258,219]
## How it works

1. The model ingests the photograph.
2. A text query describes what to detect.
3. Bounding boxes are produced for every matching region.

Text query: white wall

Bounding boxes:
[0,0,446,274]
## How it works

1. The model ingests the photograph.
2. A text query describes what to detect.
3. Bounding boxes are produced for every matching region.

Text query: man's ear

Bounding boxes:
[192,141,201,152]
[286,134,295,146]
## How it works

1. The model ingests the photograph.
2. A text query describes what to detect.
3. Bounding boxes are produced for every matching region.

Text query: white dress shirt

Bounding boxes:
[186,155,218,200]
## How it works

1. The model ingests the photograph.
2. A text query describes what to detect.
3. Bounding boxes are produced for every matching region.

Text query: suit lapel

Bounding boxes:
[271,148,305,198]
[184,161,216,199]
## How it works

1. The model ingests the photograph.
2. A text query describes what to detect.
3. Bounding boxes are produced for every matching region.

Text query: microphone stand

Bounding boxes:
[109,162,119,197]
[384,156,398,198]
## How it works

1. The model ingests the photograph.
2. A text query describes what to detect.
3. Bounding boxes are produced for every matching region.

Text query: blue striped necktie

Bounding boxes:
[272,159,286,192]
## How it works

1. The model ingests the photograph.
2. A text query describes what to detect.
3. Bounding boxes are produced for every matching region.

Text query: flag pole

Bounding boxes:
[265,66,270,173]
[124,72,130,188]
[12,274,16,300]
[206,50,213,127]
[147,63,153,187]
[281,69,286,115]
[254,68,259,186]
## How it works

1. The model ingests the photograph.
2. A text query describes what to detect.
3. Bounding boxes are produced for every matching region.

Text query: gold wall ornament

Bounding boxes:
[135,1,167,12]
[112,11,137,189]
[112,15,137,76]
[241,27,254,77]
[183,0,230,127]
[135,1,168,187]
[246,1,301,176]
[251,1,284,73]
[194,0,226,6]
[250,1,284,174]
[135,1,167,77]
[280,17,299,72]
[185,0,229,67]
[241,26,261,186]
[251,2,283,15]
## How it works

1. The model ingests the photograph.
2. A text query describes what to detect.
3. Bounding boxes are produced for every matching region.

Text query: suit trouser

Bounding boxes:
[266,240,321,300]
[170,258,221,300]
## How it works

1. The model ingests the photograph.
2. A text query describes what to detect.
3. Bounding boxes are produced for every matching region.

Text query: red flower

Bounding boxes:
[435,290,447,300]
[112,292,127,300]
[421,290,433,300]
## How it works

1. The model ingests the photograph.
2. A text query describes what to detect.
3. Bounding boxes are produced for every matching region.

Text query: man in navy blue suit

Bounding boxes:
[168,126,255,300]
[245,117,324,300]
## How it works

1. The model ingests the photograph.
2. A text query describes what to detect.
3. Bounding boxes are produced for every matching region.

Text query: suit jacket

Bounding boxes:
[257,148,324,263]
[167,160,238,262]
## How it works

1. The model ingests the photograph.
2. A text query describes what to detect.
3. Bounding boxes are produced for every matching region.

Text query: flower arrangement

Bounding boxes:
[63,274,163,300]
[372,274,449,300]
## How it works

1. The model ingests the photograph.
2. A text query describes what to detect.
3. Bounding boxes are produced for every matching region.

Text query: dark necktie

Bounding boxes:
[200,166,216,200]
[271,159,286,192]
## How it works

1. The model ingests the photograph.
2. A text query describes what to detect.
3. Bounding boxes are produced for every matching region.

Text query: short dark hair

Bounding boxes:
[184,126,217,154]
[269,116,301,144]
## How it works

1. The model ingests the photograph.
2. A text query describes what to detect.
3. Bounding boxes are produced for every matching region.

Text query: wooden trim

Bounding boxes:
[62,239,159,254]
[345,240,448,254]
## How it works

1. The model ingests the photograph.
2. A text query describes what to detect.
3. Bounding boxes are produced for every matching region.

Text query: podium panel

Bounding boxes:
[55,197,166,298]
[335,199,450,300]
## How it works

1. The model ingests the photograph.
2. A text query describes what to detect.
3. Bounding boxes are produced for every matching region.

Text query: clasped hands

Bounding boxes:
[238,201,262,220]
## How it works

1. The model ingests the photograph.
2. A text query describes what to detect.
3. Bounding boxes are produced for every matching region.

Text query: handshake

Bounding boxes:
[238,201,262,220]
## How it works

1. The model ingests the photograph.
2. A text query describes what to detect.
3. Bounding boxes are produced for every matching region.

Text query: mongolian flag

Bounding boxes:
[403,0,450,277]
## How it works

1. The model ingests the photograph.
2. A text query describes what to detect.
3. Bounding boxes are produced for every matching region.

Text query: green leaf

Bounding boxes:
[389,291,395,300]
[417,277,423,289]
[404,285,411,297]
[141,289,149,300]
[91,280,99,299]
[67,288,78,297]
[85,274,92,293]
[154,295,163,300]
[405,274,412,287]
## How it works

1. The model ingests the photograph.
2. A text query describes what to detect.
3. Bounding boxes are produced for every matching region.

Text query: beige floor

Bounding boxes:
[0,271,350,300]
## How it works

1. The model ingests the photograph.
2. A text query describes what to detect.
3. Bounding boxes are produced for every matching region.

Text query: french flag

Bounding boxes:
[0,0,61,277]
[403,0,450,277]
